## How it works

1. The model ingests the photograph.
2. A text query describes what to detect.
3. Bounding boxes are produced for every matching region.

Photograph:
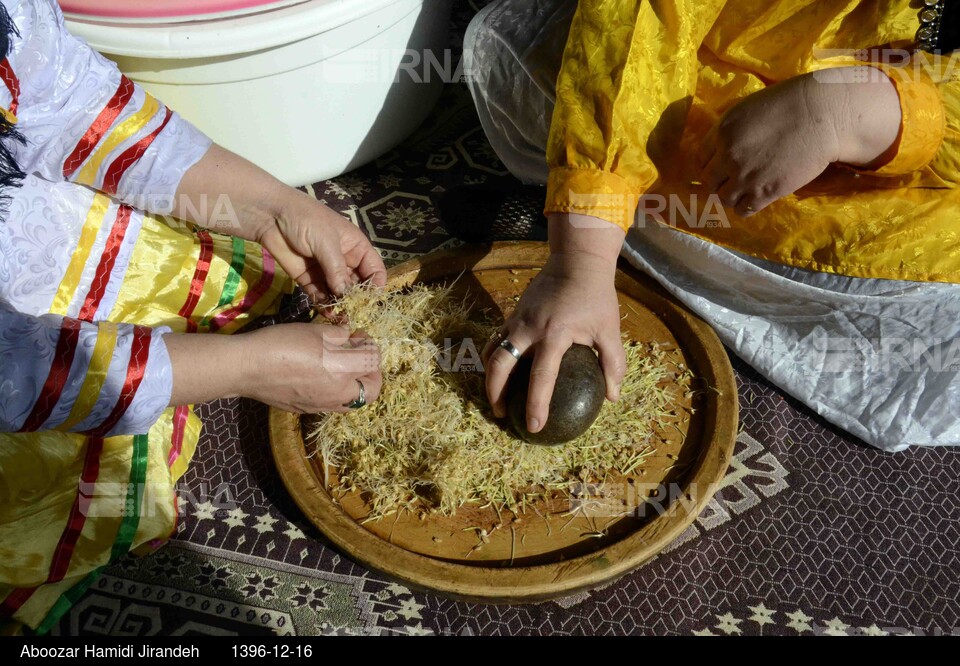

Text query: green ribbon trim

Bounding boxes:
[202,236,246,329]
[34,568,102,636]
[111,433,149,560]
[35,432,150,635]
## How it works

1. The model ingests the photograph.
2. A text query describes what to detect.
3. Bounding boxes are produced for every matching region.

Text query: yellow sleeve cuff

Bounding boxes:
[544,167,638,232]
[855,61,946,176]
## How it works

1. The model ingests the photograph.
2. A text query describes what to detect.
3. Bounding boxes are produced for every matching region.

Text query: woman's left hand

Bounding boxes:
[701,66,901,218]
[257,191,387,303]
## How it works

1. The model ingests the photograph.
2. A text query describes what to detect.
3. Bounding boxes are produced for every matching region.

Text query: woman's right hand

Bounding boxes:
[482,212,627,434]
[165,323,382,413]
[483,250,625,432]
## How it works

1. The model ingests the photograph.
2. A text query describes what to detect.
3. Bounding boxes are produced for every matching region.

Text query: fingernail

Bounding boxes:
[528,417,540,432]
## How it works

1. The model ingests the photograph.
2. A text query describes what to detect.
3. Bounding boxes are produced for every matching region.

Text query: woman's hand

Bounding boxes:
[256,190,387,304]
[174,145,387,303]
[165,323,382,413]
[701,66,901,217]
[483,213,626,433]
[240,323,382,414]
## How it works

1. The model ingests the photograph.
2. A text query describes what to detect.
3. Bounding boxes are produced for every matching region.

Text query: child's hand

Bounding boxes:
[701,66,901,217]
[258,191,387,304]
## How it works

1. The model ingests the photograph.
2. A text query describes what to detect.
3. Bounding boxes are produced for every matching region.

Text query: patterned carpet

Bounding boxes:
[54,0,960,637]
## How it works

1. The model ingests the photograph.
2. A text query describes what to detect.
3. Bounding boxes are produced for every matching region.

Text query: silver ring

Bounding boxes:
[344,379,366,410]
[497,338,522,361]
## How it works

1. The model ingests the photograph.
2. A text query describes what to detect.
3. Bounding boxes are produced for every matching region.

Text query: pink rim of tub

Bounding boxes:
[61,0,410,58]
[59,0,309,22]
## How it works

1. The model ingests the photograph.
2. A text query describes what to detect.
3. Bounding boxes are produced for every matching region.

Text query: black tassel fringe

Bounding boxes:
[0,2,24,218]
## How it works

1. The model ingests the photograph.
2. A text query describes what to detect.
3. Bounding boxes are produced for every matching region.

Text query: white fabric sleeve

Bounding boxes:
[1,0,211,215]
[0,299,174,436]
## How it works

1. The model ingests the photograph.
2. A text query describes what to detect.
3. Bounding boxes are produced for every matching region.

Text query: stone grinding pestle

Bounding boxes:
[506,343,606,445]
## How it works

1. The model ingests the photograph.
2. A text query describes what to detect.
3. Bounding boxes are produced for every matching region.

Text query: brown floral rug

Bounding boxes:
[53,0,960,637]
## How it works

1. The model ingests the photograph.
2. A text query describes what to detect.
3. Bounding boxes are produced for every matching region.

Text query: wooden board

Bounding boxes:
[270,241,738,602]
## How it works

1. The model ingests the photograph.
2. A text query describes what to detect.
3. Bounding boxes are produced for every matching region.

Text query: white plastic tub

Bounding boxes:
[63,0,451,185]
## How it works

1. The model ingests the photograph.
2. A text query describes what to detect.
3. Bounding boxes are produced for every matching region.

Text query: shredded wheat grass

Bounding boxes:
[305,283,691,520]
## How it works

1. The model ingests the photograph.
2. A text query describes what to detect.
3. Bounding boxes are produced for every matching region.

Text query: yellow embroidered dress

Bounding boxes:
[465,0,960,451]
[543,0,960,281]
[0,0,291,630]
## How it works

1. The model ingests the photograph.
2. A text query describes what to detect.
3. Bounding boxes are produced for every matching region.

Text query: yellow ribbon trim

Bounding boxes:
[55,321,118,432]
[76,93,161,187]
[0,105,17,125]
[50,194,112,317]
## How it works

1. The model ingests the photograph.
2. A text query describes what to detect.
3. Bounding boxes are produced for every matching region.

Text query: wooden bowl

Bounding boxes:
[269,242,738,602]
